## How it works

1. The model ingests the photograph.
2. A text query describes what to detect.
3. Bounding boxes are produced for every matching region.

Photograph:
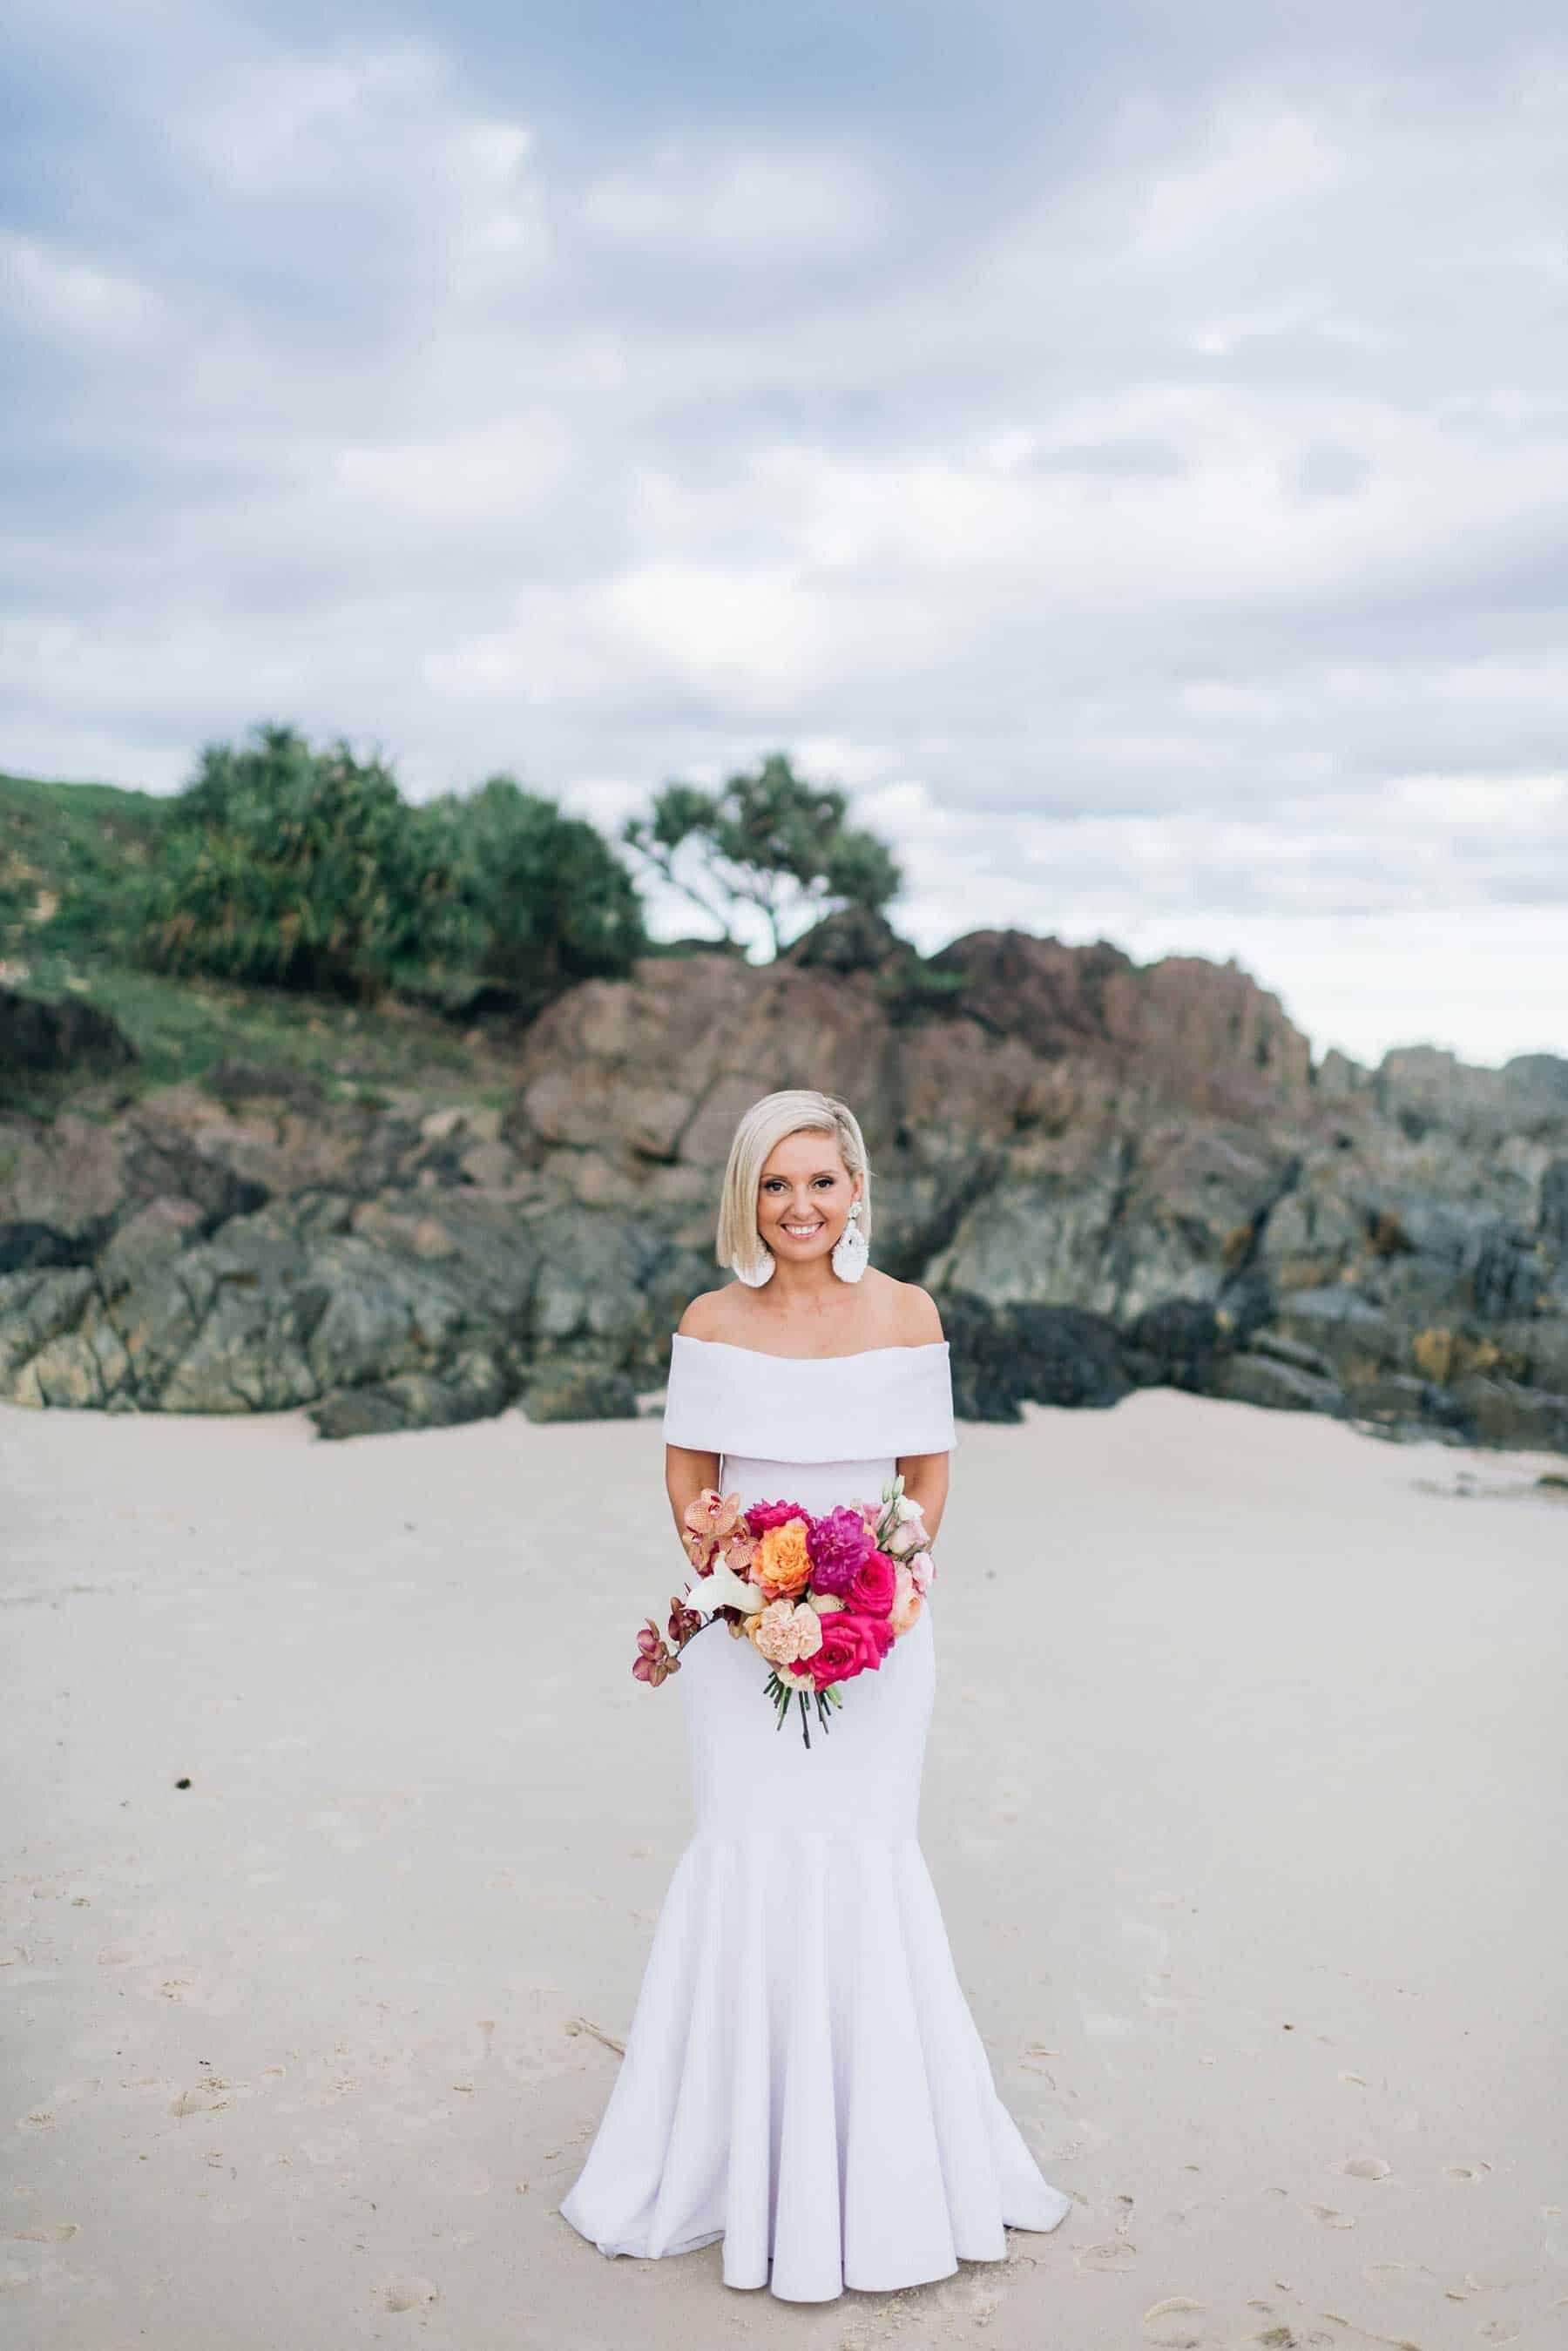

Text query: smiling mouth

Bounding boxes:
[780,1221,825,1238]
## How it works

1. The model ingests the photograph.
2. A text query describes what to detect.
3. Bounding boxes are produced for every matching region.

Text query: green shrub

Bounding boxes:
[136,726,645,1016]
[415,774,646,1014]
[138,724,449,999]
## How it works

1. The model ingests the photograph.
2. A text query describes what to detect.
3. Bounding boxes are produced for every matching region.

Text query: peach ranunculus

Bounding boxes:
[748,1598,824,1668]
[754,1518,812,1598]
[889,1562,923,1636]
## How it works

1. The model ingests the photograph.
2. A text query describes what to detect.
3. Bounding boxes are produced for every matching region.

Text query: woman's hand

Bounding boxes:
[666,1442,720,1551]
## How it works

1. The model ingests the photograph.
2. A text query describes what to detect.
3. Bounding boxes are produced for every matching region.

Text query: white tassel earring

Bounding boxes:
[830,1198,868,1284]
[731,1241,775,1287]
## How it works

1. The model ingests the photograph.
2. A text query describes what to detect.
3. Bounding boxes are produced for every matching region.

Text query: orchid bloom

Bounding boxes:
[632,1619,677,1685]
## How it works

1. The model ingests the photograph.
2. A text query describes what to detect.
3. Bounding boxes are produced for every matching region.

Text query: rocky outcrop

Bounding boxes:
[926,931,1314,1116]
[0,938,1563,1450]
[0,983,138,1091]
[0,1078,711,1433]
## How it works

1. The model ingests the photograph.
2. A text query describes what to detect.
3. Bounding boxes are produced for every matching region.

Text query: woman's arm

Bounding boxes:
[893,1279,950,1539]
[894,1449,950,1544]
[666,1287,725,1545]
[666,1442,720,1548]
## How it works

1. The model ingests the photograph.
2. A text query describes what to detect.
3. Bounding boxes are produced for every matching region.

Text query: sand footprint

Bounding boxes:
[1140,2294,1208,2347]
[564,2016,625,2056]
[1340,2157,1391,2180]
[378,2277,440,2313]
[169,2084,233,2117]
[1077,2239,1138,2271]
[1305,2204,1355,2228]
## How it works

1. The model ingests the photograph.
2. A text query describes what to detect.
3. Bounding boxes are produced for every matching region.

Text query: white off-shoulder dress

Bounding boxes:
[558,1336,1072,2302]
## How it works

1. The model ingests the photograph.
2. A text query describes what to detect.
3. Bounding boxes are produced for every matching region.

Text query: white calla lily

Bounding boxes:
[689,1558,765,1618]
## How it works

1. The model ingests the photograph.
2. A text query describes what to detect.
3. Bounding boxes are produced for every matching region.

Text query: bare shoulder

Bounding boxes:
[676,1287,731,1341]
[877,1274,945,1348]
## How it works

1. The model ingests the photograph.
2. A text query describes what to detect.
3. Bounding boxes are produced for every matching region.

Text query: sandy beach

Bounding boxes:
[2,1389,1565,2351]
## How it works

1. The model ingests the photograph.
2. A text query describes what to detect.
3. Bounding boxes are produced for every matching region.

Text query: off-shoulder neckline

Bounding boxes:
[672,1334,949,1365]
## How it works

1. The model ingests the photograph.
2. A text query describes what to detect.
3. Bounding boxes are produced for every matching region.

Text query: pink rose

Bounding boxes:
[808,1611,889,1689]
[844,1547,897,1617]
[859,1611,896,1662]
[745,1498,811,1534]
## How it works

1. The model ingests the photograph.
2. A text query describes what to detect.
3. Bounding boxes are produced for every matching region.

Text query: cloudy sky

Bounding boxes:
[4,1,1566,1066]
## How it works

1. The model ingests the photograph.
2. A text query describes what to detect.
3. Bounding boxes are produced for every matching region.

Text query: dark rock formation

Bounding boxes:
[0,984,138,1089]
[927,930,1312,1115]
[0,936,1563,1450]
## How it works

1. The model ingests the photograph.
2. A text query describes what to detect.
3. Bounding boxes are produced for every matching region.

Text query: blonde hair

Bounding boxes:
[716,1090,874,1276]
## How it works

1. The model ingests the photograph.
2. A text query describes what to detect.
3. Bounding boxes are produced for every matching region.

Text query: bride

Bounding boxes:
[559,1087,1072,2300]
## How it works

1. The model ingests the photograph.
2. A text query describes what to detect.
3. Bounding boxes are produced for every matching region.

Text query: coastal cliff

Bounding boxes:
[3,921,1564,1449]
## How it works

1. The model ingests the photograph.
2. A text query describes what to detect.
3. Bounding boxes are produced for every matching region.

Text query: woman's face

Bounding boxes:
[755,1129,860,1268]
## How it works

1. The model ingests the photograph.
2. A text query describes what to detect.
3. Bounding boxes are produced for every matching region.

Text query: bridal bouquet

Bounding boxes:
[632,1476,935,1746]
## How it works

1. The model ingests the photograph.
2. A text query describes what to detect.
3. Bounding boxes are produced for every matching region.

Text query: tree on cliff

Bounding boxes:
[620,753,902,958]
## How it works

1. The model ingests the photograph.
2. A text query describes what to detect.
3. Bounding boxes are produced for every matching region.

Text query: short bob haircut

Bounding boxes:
[716,1090,873,1278]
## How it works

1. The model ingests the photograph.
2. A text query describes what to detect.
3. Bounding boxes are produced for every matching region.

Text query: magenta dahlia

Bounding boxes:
[806,1504,875,1596]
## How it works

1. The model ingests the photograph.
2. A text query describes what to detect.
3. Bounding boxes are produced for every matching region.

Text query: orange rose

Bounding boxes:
[755,1519,811,1598]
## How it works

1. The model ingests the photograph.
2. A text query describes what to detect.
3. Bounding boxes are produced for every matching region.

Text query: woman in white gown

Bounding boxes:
[559,1088,1072,2301]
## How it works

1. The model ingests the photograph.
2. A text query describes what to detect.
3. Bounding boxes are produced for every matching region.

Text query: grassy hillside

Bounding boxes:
[0,769,167,960]
[0,771,517,1114]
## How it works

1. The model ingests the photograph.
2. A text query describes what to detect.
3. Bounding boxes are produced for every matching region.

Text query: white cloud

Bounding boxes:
[175,41,449,193]
[1,230,164,348]
[5,12,1568,1065]
[443,120,553,301]
[581,139,886,253]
